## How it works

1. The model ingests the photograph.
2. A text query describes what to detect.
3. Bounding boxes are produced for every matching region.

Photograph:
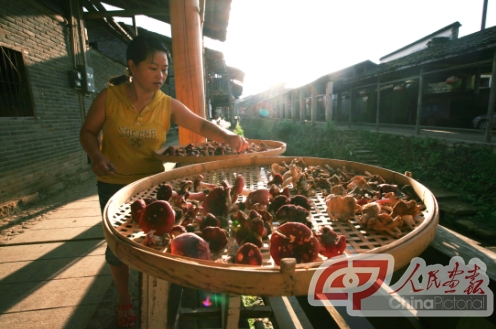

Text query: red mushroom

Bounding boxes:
[233,212,264,248]
[202,186,230,217]
[316,226,347,258]
[162,145,175,156]
[268,173,283,186]
[156,184,177,202]
[170,225,187,237]
[290,195,312,211]
[193,174,217,192]
[199,213,221,230]
[170,232,211,260]
[230,174,245,203]
[202,226,229,252]
[138,200,175,236]
[236,243,263,266]
[275,204,312,228]
[244,189,270,210]
[130,199,146,223]
[269,222,320,265]
[269,194,290,213]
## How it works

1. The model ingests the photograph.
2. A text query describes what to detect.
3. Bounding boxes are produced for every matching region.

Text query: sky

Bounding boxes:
[107,0,496,98]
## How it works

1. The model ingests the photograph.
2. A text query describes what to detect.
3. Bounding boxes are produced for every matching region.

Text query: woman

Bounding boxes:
[80,34,247,327]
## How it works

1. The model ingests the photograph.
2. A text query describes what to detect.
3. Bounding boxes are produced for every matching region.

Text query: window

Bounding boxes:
[0,46,33,117]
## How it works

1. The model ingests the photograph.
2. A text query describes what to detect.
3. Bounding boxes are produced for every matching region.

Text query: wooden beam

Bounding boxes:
[484,49,496,143]
[299,89,305,123]
[431,226,496,281]
[325,81,334,122]
[267,296,314,329]
[83,9,167,19]
[415,68,424,135]
[170,0,207,144]
[311,85,317,124]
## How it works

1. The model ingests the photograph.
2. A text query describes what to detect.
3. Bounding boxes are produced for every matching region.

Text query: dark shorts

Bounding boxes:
[97,181,127,266]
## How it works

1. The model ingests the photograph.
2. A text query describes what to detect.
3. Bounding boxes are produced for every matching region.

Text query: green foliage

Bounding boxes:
[233,123,244,136]
[358,130,496,226]
[240,118,353,161]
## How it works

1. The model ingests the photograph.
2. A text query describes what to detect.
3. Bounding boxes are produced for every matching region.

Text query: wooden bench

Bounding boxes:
[140,276,314,329]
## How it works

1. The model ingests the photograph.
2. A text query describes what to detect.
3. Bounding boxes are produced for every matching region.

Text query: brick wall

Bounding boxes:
[0,1,91,215]
[0,2,175,216]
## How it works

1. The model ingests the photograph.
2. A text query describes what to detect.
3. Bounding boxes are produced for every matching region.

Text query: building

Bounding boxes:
[0,0,238,215]
[237,22,496,141]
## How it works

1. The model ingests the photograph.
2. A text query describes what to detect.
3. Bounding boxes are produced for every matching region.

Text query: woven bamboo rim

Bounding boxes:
[154,139,286,163]
[103,156,439,296]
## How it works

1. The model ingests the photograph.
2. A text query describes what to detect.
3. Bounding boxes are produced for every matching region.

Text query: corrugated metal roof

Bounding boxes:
[82,0,232,41]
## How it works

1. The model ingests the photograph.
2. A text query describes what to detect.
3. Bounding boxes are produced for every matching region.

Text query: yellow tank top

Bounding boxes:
[98,83,171,185]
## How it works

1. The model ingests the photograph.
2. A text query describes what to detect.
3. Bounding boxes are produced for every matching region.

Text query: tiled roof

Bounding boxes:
[356,25,496,81]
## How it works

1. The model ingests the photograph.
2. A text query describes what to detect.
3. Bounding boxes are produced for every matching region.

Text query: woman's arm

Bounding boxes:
[79,89,115,176]
[170,99,248,152]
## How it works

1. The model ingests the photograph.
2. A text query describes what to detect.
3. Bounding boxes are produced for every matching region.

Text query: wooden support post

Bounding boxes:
[299,90,305,123]
[415,68,424,135]
[140,275,170,328]
[291,92,296,122]
[375,78,381,131]
[221,294,241,329]
[325,81,334,122]
[311,86,317,124]
[348,85,353,128]
[484,49,496,143]
[169,0,207,145]
[132,15,138,35]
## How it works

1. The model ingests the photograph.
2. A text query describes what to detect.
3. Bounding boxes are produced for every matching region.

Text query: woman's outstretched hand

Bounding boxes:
[228,134,249,152]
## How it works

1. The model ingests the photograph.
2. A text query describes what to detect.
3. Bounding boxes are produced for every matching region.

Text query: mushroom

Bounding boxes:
[390,199,423,229]
[367,214,404,238]
[316,226,347,258]
[138,200,175,236]
[156,184,177,202]
[170,232,211,260]
[236,243,263,266]
[244,188,270,210]
[233,210,264,248]
[358,202,381,226]
[161,145,175,156]
[325,194,359,222]
[271,163,288,176]
[198,213,221,230]
[130,199,146,223]
[269,194,290,213]
[269,222,320,265]
[230,174,245,203]
[290,195,312,211]
[268,173,283,186]
[347,175,368,190]
[170,225,187,237]
[202,226,229,252]
[275,204,312,228]
[201,185,230,217]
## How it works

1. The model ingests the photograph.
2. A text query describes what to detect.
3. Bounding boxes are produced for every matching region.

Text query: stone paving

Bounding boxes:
[0,132,179,329]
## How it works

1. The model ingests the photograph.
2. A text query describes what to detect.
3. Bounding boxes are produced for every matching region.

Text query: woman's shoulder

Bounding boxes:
[106,83,124,95]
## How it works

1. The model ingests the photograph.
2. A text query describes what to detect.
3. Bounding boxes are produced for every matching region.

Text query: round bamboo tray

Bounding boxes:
[103,156,439,296]
[154,139,286,163]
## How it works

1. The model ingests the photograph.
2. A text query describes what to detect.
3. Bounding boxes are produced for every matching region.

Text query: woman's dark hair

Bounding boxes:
[108,34,170,86]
